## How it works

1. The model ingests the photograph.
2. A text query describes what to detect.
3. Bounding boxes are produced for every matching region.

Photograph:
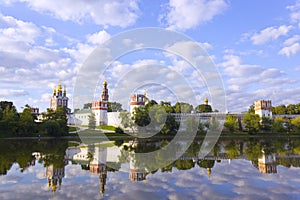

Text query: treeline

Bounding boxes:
[224,112,300,134]
[0,101,68,137]
[249,102,300,114]
[119,100,213,134]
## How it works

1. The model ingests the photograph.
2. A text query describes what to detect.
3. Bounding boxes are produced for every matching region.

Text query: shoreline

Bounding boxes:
[1,134,300,140]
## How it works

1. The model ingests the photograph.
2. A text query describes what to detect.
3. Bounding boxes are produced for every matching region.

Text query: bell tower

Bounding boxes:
[92,81,109,126]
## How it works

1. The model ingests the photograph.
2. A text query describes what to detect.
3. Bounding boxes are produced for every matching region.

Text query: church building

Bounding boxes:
[50,83,70,113]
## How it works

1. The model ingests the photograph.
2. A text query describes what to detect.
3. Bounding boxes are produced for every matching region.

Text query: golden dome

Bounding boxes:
[103,81,107,86]
[58,84,62,92]
[204,98,208,104]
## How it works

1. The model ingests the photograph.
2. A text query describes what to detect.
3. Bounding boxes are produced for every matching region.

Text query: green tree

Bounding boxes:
[2,105,19,122]
[83,103,92,109]
[274,104,287,114]
[41,106,68,136]
[195,104,212,113]
[160,101,174,113]
[19,106,36,135]
[108,102,123,112]
[248,104,255,113]
[261,117,273,132]
[286,104,296,114]
[88,113,96,129]
[272,117,286,133]
[291,116,300,133]
[173,102,193,113]
[42,120,61,136]
[242,113,260,134]
[133,105,151,127]
[224,115,238,132]
[119,111,135,132]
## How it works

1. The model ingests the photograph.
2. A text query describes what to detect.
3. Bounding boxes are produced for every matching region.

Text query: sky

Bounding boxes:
[0,0,300,112]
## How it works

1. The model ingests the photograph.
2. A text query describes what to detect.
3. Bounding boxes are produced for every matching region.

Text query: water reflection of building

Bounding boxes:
[258,150,277,174]
[129,169,147,181]
[66,143,122,195]
[89,146,108,195]
[46,165,65,192]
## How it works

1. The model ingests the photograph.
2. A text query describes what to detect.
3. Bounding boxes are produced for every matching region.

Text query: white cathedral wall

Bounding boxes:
[107,112,122,127]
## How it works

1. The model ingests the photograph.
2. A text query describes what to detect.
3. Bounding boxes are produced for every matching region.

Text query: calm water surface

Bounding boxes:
[1,137,300,200]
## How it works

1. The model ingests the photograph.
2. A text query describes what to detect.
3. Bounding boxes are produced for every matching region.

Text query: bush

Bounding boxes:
[115,127,124,134]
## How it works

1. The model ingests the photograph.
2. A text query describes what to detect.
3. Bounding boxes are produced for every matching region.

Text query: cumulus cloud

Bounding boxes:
[279,43,300,57]
[3,0,140,28]
[251,25,292,45]
[287,0,300,23]
[218,54,299,111]
[0,89,29,97]
[162,0,228,30]
[86,30,111,45]
[278,35,300,57]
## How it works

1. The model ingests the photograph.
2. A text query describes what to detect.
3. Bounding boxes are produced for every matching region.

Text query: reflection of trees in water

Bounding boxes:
[0,139,68,175]
[2,137,300,176]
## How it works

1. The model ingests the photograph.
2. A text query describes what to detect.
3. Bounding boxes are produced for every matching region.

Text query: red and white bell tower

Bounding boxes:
[92,81,109,126]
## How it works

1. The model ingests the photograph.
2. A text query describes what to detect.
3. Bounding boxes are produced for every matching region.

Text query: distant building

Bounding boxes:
[129,93,147,115]
[50,83,70,113]
[75,81,109,126]
[254,100,272,118]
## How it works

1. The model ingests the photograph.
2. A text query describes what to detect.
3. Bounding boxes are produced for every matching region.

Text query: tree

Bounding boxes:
[133,105,151,127]
[2,105,19,122]
[160,101,174,113]
[261,117,273,132]
[119,111,135,132]
[248,104,255,114]
[108,102,123,112]
[83,103,92,109]
[286,104,296,114]
[173,102,193,113]
[272,117,286,133]
[41,106,68,136]
[43,120,61,136]
[195,104,212,113]
[274,104,287,114]
[88,113,96,129]
[224,115,238,132]
[242,113,260,134]
[291,116,300,133]
[19,106,36,135]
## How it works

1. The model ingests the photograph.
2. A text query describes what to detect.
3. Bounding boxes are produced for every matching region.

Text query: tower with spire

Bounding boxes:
[92,81,109,126]
[50,82,69,113]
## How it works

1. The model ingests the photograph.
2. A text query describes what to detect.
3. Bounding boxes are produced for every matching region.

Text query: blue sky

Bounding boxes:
[0,0,299,112]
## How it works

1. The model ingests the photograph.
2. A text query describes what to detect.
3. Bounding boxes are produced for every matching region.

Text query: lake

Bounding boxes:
[1,136,300,200]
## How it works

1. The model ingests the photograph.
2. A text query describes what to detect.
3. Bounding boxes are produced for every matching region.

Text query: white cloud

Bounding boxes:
[162,0,228,30]
[287,0,300,23]
[0,89,29,97]
[278,35,300,57]
[251,25,292,45]
[86,30,111,45]
[278,43,300,57]
[283,35,300,46]
[0,14,40,44]
[5,0,140,28]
